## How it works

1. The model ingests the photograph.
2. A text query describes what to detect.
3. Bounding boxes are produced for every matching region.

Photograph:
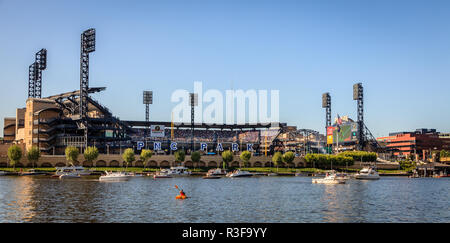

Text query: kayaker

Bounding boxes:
[179,189,186,197]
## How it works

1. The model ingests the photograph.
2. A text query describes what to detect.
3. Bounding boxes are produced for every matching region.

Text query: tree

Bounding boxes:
[304,153,354,169]
[191,151,201,168]
[222,150,234,169]
[399,159,416,172]
[440,150,450,159]
[122,148,135,169]
[240,151,252,168]
[282,151,295,168]
[339,151,377,162]
[140,149,153,169]
[27,146,40,168]
[65,146,79,166]
[272,152,283,172]
[8,145,22,170]
[174,150,186,166]
[83,146,99,167]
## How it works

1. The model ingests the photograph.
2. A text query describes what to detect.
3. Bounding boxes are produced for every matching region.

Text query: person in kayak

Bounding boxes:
[175,185,187,199]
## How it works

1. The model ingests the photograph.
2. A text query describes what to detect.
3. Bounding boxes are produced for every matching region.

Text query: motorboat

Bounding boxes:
[153,171,172,178]
[295,172,311,177]
[20,169,48,176]
[161,166,191,176]
[59,172,81,179]
[55,166,91,176]
[267,173,278,176]
[204,168,226,179]
[153,170,173,178]
[226,169,253,178]
[207,168,227,176]
[312,173,346,184]
[99,171,130,181]
[354,166,380,180]
[0,171,7,176]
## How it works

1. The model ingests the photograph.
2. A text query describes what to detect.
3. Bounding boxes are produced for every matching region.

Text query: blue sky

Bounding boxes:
[0,0,449,137]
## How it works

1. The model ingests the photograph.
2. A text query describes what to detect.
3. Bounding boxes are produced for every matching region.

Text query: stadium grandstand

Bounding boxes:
[2,84,293,156]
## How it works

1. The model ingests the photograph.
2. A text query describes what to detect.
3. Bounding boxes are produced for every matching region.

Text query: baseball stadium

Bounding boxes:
[0,28,328,168]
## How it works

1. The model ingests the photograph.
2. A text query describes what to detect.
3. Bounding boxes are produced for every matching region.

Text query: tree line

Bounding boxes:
[303,151,377,169]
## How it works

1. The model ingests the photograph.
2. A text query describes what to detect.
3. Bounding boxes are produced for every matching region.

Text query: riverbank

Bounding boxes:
[0,167,411,176]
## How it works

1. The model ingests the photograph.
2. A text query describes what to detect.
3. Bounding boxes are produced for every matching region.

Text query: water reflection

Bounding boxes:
[0,176,448,223]
[0,176,36,222]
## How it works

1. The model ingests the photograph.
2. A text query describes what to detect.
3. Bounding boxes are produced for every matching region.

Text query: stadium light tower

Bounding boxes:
[353,83,364,150]
[34,49,47,98]
[80,28,96,148]
[28,63,37,98]
[190,93,198,152]
[28,49,47,98]
[143,91,153,138]
[322,93,331,129]
[322,93,331,153]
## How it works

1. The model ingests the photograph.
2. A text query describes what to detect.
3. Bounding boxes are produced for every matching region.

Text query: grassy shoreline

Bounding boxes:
[0,167,410,174]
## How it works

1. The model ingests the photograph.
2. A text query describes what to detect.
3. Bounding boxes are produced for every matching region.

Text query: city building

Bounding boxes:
[377,129,450,161]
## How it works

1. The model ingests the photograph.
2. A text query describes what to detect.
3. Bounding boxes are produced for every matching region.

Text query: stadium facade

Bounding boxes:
[2,86,298,156]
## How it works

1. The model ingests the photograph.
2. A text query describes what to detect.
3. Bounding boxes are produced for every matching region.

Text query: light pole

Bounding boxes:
[190,93,198,152]
[143,90,153,147]
[80,28,96,149]
[322,93,331,154]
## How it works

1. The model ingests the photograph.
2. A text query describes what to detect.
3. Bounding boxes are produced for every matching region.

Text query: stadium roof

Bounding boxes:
[123,121,285,130]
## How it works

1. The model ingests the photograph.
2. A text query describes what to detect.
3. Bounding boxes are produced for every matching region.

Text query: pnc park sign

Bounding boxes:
[136,141,253,152]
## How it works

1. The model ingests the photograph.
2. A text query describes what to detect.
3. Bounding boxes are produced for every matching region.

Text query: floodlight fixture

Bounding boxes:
[190,93,198,107]
[82,28,96,53]
[36,48,47,70]
[143,91,153,104]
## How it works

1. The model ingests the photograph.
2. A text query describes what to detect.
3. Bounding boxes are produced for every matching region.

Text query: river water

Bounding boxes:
[0,175,448,223]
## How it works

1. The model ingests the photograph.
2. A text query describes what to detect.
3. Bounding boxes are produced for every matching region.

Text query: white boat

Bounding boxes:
[153,170,173,178]
[267,173,278,176]
[99,171,130,181]
[153,173,172,178]
[20,169,48,176]
[55,166,91,176]
[161,166,191,176]
[59,172,81,179]
[0,171,7,176]
[207,168,227,176]
[226,169,253,177]
[312,173,346,184]
[355,166,380,180]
